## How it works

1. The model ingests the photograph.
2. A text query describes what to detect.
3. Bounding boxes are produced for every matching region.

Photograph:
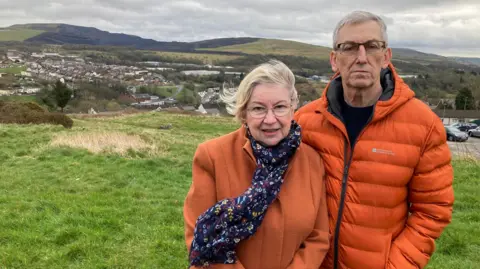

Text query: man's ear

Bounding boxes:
[382,47,392,68]
[330,51,338,73]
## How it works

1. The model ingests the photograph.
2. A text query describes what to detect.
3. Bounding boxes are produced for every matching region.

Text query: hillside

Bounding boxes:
[1,23,479,74]
[1,24,258,52]
[0,28,45,41]
[451,57,480,67]
[199,39,333,59]
[0,110,478,268]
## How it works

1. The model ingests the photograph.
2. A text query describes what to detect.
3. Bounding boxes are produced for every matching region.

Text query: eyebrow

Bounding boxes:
[250,100,289,106]
[340,39,382,44]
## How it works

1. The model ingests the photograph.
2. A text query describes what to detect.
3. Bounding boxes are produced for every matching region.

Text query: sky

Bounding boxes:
[0,0,479,57]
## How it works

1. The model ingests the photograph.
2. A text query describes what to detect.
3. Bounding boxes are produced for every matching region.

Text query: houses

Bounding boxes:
[307,75,331,83]
[6,50,23,63]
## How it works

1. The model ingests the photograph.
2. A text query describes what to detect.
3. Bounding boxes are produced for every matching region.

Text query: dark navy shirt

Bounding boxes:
[341,97,374,147]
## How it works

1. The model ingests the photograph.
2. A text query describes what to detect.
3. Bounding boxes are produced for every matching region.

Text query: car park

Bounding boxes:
[451,122,478,132]
[445,126,469,142]
[468,127,480,138]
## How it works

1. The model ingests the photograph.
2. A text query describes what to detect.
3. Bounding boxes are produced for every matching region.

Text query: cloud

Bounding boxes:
[0,0,479,57]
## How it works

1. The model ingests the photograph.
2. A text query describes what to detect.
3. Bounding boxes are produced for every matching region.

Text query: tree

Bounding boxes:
[36,86,56,111]
[53,80,73,112]
[455,87,475,110]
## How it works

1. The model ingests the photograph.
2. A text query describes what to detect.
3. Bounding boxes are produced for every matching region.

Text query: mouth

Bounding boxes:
[262,128,280,136]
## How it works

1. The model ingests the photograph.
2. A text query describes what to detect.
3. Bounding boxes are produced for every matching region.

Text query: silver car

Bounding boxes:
[468,127,480,138]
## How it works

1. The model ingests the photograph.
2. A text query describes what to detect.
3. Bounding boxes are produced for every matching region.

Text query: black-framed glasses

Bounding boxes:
[247,104,292,119]
[334,40,386,55]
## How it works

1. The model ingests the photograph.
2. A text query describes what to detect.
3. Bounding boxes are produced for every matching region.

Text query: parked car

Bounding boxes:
[468,127,480,138]
[470,119,480,126]
[445,126,469,142]
[451,122,478,132]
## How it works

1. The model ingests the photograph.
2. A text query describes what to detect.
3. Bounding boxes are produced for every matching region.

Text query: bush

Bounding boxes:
[0,101,73,128]
[23,102,47,113]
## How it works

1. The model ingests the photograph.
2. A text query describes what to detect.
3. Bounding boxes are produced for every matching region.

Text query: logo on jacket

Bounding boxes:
[372,148,395,155]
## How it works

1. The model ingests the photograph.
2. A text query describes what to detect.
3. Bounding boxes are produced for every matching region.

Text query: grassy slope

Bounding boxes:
[154,51,240,65]
[0,111,478,268]
[200,38,332,59]
[0,65,27,74]
[0,29,45,41]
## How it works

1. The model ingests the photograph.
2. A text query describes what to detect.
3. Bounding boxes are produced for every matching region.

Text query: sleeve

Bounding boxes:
[387,117,455,269]
[183,143,246,269]
[287,155,330,269]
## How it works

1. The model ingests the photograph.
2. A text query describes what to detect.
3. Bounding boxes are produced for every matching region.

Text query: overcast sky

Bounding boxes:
[0,0,479,57]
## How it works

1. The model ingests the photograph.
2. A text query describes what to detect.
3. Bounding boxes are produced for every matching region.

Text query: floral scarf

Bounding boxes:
[188,120,302,267]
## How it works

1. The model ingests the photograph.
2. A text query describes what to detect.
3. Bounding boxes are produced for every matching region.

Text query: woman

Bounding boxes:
[183,60,329,269]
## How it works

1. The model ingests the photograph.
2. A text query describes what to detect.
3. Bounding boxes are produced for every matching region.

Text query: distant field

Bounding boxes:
[0,95,37,102]
[0,65,26,74]
[0,29,44,41]
[154,51,240,65]
[200,39,332,59]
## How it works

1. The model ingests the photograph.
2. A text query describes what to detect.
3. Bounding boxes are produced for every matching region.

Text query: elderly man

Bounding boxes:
[294,10,454,269]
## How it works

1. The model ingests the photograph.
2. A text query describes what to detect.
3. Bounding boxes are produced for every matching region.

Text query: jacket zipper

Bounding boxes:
[332,107,376,269]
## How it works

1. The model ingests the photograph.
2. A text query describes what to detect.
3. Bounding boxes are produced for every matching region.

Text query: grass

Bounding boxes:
[200,38,332,59]
[0,29,44,41]
[0,65,27,75]
[0,95,37,102]
[154,51,240,65]
[0,111,478,268]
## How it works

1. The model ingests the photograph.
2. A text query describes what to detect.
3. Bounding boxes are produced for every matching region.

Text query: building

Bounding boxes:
[432,109,480,125]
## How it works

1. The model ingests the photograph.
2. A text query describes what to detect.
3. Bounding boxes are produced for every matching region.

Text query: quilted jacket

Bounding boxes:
[294,63,454,269]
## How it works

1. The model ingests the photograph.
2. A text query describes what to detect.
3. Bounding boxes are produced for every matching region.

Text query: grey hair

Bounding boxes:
[332,10,388,48]
[220,59,298,122]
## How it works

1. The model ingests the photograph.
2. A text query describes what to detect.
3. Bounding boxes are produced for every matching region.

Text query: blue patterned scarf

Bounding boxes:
[188,120,302,267]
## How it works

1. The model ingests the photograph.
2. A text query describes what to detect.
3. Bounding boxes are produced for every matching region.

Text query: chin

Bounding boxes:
[348,79,374,89]
[259,136,282,147]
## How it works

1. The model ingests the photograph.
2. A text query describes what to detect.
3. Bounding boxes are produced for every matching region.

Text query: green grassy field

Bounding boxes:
[0,95,37,102]
[154,51,240,65]
[0,111,478,268]
[0,29,44,41]
[0,65,27,75]
[200,38,333,60]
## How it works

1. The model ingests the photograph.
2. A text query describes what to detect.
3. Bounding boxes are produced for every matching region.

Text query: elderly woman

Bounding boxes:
[183,60,329,269]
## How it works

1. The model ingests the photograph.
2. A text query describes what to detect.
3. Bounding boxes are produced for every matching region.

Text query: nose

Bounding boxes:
[356,45,368,63]
[263,109,277,124]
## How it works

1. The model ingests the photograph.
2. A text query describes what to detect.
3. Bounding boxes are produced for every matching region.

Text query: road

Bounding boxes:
[447,136,480,159]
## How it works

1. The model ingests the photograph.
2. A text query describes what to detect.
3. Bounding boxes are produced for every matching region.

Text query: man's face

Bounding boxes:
[330,20,392,90]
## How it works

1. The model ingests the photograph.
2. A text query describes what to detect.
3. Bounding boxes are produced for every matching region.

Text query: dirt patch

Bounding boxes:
[50,132,158,156]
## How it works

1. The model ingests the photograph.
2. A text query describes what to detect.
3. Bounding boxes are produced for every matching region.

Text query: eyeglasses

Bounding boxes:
[334,40,386,56]
[247,104,292,119]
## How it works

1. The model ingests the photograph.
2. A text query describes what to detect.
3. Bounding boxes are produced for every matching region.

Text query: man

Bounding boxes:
[294,10,454,269]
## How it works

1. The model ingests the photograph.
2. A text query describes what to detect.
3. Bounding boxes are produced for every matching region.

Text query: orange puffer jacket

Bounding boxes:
[294,63,454,269]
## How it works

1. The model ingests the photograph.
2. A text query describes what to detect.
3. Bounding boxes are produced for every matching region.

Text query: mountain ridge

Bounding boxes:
[0,23,479,69]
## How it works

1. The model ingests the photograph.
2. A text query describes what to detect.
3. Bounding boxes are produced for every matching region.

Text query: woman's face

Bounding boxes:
[245,83,294,146]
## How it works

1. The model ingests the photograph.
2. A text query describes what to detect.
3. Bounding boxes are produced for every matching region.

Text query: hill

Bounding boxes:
[0,28,45,41]
[0,110,478,268]
[199,38,332,59]
[1,23,479,74]
[451,57,480,67]
[1,24,259,52]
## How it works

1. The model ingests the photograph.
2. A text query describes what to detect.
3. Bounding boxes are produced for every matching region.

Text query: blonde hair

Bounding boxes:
[221,59,298,122]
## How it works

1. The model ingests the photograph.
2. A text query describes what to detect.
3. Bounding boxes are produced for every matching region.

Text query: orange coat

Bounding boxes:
[294,63,454,269]
[183,125,330,269]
